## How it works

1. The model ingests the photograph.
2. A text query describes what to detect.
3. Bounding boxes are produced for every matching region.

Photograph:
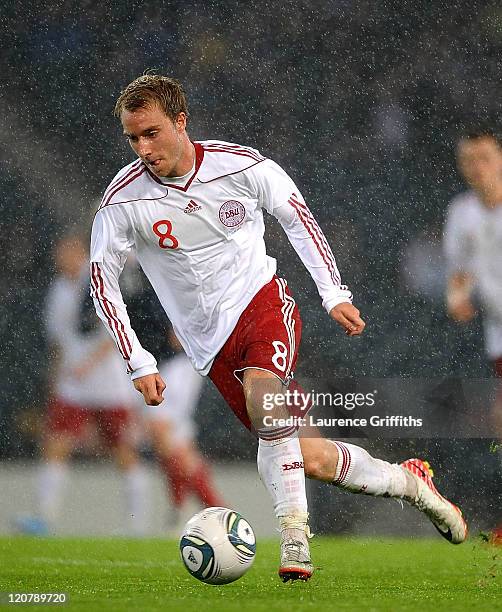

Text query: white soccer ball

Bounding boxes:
[179,506,256,585]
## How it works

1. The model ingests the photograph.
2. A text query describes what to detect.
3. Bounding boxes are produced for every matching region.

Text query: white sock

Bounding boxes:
[257,436,308,520]
[37,461,68,524]
[123,464,149,536]
[332,441,412,498]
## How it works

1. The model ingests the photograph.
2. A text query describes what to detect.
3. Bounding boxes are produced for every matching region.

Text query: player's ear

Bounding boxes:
[175,112,187,132]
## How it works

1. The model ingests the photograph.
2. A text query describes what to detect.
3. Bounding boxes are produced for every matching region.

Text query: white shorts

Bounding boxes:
[144,352,204,444]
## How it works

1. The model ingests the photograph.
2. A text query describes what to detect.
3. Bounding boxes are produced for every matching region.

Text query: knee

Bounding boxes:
[243,373,284,427]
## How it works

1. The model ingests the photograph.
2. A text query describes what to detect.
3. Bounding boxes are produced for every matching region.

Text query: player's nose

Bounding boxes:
[136,138,152,159]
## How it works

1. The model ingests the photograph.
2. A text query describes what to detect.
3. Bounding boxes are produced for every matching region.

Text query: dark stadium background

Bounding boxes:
[0,0,501,532]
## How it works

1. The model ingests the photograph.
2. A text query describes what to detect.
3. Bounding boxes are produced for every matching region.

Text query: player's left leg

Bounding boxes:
[299,437,467,544]
[97,408,149,536]
[299,437,408,493]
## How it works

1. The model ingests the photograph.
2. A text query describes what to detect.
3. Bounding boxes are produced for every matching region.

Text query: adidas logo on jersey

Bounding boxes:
[184,200,202,214]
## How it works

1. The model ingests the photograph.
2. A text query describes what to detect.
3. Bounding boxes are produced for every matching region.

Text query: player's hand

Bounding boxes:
[329,303,366,336]
[133,373,166,406]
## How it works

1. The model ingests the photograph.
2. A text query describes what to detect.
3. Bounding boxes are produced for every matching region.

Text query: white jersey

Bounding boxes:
[144,352,204,443]
[45,273,135,407]
[443,190,502,358]
[90,140,352,378]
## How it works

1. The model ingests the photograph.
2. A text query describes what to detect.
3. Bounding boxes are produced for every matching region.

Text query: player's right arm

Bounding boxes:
[90,205,165,405]
[132,373,166,406]
[443,198,476,323]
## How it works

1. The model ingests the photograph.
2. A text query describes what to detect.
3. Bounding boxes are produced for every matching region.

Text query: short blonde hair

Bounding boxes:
[114,74,189,121]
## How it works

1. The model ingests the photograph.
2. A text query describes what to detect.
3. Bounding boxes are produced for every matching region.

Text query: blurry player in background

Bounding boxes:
[17,235,148,536]
[145,325,224,526]
[91,75,467,581]
[444,128,502,543]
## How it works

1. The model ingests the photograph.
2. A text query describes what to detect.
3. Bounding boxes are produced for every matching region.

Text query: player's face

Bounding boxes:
[457,136,502,193]
[121,104,188,178]
[55,238,86,279]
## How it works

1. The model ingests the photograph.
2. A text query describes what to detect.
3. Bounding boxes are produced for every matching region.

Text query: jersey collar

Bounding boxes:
[145,142,204,192]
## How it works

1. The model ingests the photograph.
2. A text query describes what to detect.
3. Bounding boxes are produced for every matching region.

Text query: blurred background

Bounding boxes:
[0,0,501,538]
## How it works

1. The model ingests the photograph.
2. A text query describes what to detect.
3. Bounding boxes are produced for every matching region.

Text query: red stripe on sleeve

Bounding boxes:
[289,195,341,284]
[90,263,131,360]
[94,263,132,356]
[288,197,339,283]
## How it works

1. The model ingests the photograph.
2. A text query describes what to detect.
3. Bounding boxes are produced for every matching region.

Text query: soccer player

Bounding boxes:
[444,127,502,543]
[91,75,467,580]
[144,326,224,524]
[19,235,148,536]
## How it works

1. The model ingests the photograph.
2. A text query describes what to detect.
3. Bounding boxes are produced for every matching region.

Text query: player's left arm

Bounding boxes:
[246,159,365,336]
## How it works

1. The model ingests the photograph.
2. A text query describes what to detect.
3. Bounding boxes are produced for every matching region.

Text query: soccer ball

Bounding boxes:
[179,506,256,585]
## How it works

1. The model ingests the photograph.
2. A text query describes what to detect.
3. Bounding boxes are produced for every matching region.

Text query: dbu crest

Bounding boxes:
[219,200,246,228]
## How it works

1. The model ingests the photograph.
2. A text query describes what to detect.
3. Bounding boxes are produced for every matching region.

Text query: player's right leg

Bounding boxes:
[210,356,314,582]
[244,369,313,582]
[209,277,314,582]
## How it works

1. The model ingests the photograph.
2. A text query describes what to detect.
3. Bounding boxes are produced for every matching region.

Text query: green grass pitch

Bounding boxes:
[0,537,500,611]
